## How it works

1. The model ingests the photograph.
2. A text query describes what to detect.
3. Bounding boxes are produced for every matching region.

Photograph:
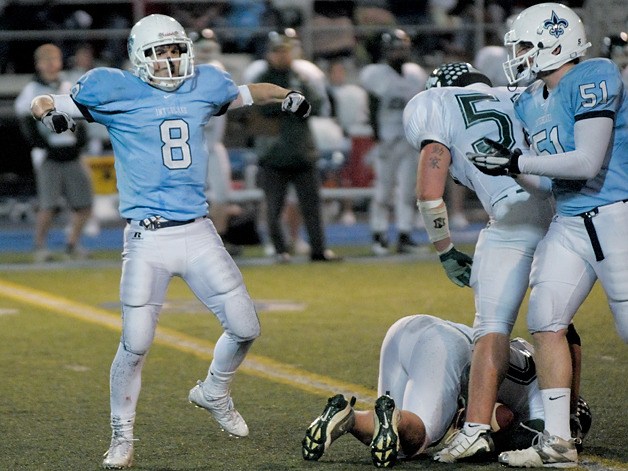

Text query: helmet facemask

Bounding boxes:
[503,38,540,85]
[128,14,195,91]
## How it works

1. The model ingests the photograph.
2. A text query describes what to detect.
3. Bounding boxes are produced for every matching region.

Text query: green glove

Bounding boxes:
[439,247,473,287]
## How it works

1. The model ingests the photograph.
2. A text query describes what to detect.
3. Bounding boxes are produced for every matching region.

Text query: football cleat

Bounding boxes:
[372,233,389,256]
[370,394,401,468]
[571,396,592,453]
[396,236,429,255]
[188,381,249,437]
[102,435,135,469]
[498,430,578,468]
[434,427,494,463]
[302,394,356,461]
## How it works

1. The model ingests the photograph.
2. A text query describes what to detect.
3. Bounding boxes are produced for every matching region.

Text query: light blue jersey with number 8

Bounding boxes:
[71,64,239,220]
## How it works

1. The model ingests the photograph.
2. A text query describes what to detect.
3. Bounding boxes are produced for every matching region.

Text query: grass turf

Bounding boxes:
[0,253,626,470]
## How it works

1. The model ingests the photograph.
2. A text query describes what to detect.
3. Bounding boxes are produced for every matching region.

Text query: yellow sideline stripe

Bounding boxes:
[0,278,376,407]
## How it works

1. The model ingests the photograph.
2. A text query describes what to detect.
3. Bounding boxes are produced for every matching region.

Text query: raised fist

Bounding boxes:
[281,91,311,118]
[41,110,76,133]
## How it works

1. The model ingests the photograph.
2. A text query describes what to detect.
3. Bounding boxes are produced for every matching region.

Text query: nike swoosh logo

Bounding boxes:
[381,413,389,429]
[549,395,566,401]
[468,424,480,428]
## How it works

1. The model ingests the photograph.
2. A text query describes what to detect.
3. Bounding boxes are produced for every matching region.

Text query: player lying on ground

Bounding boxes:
[301,314,591,468]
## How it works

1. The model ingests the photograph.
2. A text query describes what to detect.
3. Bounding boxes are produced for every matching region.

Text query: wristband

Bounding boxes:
[238,85,254,106]
[417,198,450,243]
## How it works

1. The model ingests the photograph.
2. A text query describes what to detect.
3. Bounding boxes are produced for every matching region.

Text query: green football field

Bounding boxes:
[0,251,626,470]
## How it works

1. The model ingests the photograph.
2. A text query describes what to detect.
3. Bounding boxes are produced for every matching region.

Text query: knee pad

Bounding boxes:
[224,292,260,341]
[121,304,159,355]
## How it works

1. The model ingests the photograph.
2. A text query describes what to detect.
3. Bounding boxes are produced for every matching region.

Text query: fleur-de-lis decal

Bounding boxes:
[543,10,569,38]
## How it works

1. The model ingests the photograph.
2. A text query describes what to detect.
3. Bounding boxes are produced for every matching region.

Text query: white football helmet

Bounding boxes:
[127,14,195,91]
[503,3,591,85]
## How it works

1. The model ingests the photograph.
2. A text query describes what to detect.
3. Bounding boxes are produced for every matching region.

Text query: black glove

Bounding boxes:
[281,90,311,118]
[41,110,76,133]
[439,247,473,287]
[467,137,521,176]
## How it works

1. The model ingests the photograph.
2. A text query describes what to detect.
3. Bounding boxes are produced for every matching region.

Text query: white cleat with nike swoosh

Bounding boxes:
[498,430,578,468]
[434,427,494,463]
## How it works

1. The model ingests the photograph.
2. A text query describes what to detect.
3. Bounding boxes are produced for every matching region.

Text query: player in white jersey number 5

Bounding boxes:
[467,3,628,468]
[403,62,557,463]
[30,14,312,469]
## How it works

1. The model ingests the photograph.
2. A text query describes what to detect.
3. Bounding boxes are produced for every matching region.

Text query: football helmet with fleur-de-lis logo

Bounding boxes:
[502,3,591,85]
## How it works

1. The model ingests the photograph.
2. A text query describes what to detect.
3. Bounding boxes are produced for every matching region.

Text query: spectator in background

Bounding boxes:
[250,32,341,263]
[326,58,372,225]
[14,43,93,263]
[359,29,427,255]
[243,29,331,259]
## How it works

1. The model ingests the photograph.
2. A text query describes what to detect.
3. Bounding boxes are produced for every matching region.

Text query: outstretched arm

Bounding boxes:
[229,83,311,117]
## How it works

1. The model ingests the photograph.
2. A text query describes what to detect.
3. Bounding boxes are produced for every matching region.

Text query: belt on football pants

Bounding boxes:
[577,199,628,262]
[126,216,203,231]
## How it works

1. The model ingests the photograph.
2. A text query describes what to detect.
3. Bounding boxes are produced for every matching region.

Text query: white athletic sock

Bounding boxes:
[203,365,233,398]
[202,333,253,397]
[541,388,572,440]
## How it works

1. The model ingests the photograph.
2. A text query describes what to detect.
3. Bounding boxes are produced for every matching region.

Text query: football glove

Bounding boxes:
[467,137,521,176]
[41,109,76,133]
[281,91,311,118]
[439,247,473,287]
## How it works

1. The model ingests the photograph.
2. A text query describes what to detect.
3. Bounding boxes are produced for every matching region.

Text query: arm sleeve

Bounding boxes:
[51,94,85,119]
[518,117,612,179]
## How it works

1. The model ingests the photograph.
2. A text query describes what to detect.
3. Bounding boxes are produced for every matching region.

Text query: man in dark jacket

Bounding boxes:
[252,33,341,262]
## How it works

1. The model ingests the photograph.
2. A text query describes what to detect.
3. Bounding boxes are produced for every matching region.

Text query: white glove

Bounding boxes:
[281,91,311,118]
[41,110,76,133]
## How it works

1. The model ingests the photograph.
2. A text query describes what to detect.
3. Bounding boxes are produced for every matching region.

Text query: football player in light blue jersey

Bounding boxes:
[30,14,312,469]
[468,3,628,468]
